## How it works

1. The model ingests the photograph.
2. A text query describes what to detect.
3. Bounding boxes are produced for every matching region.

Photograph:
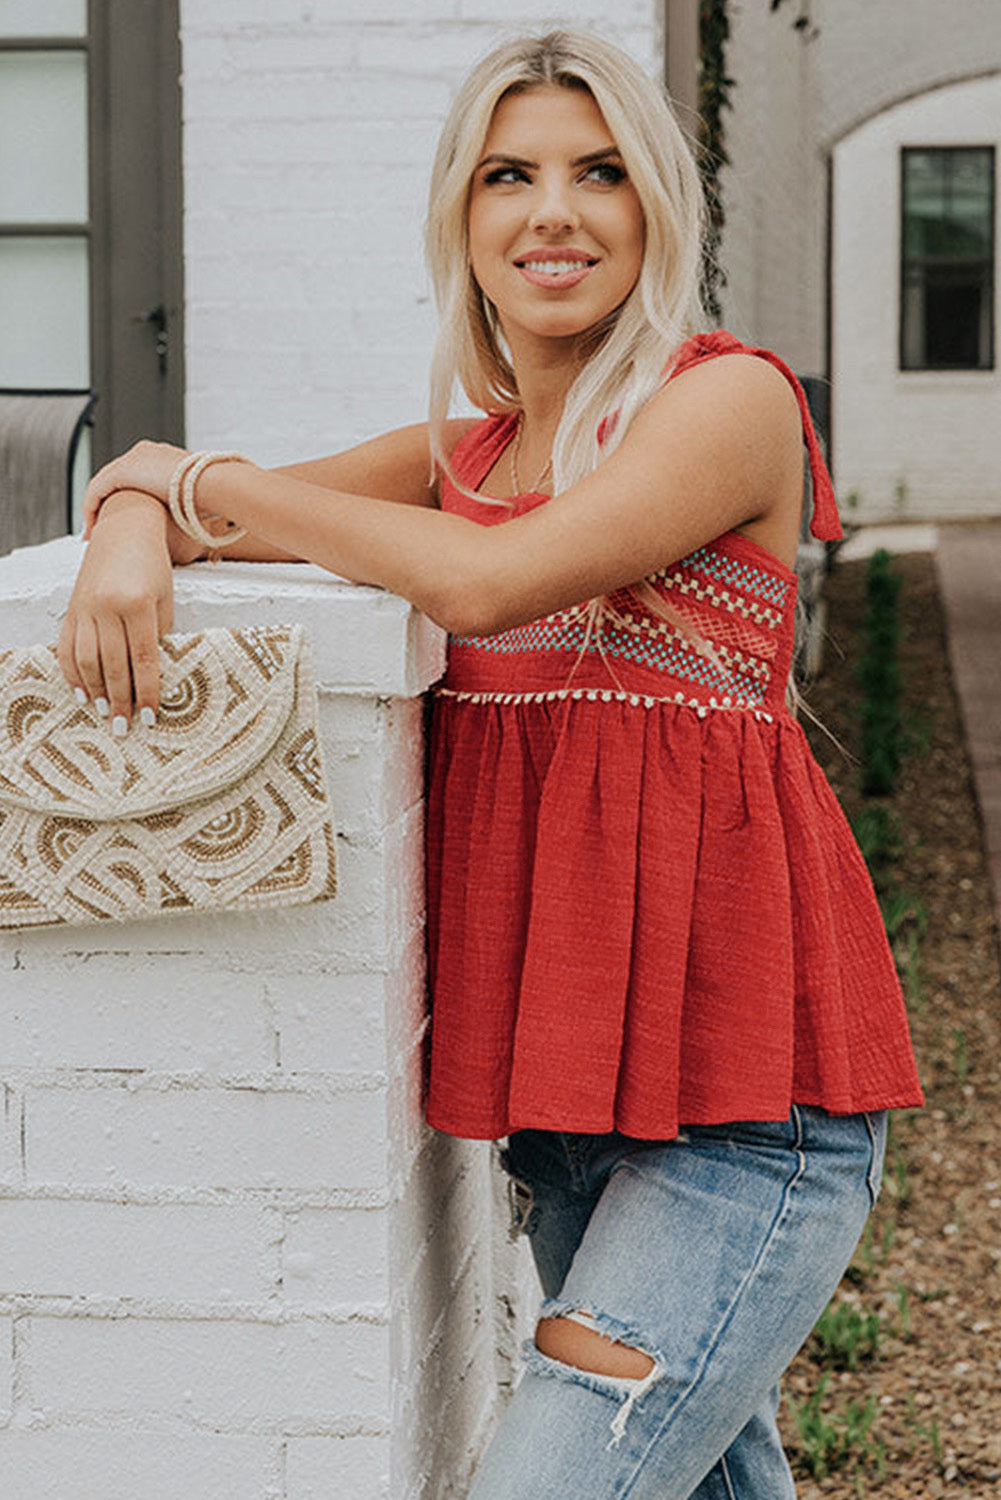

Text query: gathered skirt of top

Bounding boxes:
[425,693,924,1140]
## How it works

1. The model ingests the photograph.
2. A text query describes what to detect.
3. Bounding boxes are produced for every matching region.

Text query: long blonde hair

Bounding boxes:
[425,30,711,498]
[423,34,810,719]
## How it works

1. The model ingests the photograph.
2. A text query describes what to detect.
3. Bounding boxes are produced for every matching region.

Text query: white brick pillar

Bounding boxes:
[0,538,537,1499]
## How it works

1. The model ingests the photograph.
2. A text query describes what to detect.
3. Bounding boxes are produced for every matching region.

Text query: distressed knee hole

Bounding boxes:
[535,1311,656,1380]
[527,1305,666,1449]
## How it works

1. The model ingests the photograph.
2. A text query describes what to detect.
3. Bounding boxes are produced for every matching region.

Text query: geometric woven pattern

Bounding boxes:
[451,536,794,710]
[0,623,336,928]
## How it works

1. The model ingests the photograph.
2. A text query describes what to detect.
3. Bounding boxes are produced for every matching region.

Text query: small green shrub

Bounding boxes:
[884,1140,913,1210]
[855,549,904,795]
[788,1373,887,1481]
[902,1393,943,1464]
[810,1298,886,1370]
[850,803,903,880]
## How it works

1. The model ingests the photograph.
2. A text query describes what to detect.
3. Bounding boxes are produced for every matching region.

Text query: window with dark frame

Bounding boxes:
[900,146,995,372]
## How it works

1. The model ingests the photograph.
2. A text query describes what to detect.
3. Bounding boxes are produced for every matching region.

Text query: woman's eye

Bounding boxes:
[584,161,626,185]
[483,165,530,185]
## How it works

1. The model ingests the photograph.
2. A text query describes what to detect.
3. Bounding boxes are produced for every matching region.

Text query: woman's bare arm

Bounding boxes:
[169,419,478,563]
[60,418,477,719]
[153,354,804,634]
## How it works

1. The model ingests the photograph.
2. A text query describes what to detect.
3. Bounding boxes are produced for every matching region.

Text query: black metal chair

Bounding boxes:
[795,374,834,679]
[0,387,98,557]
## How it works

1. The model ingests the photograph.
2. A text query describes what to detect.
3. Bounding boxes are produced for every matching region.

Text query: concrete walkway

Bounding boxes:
[935,523,1001,939]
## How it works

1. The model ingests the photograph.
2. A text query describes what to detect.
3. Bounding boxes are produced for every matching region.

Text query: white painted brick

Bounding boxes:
[14,834,405,971]
[182,0,460,31]
[435,1359,501,1499]
[286,1434,390,1500]
[385,801,427,955]
[297,336,431,395]
[181,395,374,465]
[190,72,452,124]
[185,32,364,77]
[299,257,428,311]
[0,1432,272,1500]
[313,696,385,744]
[457,0,651,19]
[0,1201,272,1303]
[184,251,316,309]
[0,1084,19,1187]
[187,160,420,216]
[24,1083,388,1193]
[0,958,271,1073]
[186,117,439,169]
[175,343,313,394]
[315,699,424,841]
[407,1355,498,1500]
[609,27,662,72]
[386,1012,431,1176]
[397,1156,492,1370]
[315,740,392,842]
[396,1262,497,1495]
[355,23,512,75]
[29,1316,390,1426]
[283,1205,389,1308]
[389,1082,456,1202]
[271,970,387,1075]
[382,929,429,1066]
[389,1131,472,1287]
[191,209,421,270]
[0,1317,11,1421]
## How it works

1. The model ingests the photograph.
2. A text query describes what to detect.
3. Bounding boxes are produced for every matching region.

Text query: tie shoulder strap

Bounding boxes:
[664,329,842,542]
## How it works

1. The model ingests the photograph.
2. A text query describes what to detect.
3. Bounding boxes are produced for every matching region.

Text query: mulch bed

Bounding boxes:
[775,553,1001,1498]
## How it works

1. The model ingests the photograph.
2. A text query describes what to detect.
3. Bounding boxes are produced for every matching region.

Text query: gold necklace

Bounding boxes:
[509,414,553,495]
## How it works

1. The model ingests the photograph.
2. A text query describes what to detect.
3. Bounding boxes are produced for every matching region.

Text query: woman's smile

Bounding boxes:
[467,84,645,349]
[514,247,599,289]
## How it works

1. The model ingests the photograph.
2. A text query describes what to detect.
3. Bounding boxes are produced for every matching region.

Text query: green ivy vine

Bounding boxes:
[697,0,819,319]
[697,0,732,321]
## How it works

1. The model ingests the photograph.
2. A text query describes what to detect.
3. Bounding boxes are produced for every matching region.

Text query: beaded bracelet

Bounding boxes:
[167,450,250,555]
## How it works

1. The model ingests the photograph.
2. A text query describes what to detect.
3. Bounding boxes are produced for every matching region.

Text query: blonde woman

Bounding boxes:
[63,31,924,1498]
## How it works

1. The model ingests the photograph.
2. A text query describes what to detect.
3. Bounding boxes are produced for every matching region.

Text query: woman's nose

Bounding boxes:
[528,179,580,235]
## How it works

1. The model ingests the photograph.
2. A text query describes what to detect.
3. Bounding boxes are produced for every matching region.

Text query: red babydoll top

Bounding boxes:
[424,329,926,1141]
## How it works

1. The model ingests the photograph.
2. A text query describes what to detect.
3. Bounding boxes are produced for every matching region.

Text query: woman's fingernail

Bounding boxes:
[95,696,110,717]
[139,706,156,728]
[74,687,88,706]
[112,715,128,738]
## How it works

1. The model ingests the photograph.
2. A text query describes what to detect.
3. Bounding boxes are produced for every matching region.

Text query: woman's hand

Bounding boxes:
[58,491,177,730]
[81,439,189,539]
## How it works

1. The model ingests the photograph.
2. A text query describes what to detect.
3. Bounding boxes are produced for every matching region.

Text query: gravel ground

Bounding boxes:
[774,553,1001,1498]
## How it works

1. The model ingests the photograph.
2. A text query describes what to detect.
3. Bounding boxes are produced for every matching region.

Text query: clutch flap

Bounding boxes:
[0,624,305,821]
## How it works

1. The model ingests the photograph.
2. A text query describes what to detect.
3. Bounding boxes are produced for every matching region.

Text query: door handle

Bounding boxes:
[132,304,169,374]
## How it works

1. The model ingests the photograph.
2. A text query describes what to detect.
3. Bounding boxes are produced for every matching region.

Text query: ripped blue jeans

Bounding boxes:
[468,1104,887,1500]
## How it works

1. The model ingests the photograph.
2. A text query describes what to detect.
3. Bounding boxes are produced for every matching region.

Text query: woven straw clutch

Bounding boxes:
[0,623,337,928]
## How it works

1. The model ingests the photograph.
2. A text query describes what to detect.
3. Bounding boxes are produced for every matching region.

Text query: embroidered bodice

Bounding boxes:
[442,526,797,721]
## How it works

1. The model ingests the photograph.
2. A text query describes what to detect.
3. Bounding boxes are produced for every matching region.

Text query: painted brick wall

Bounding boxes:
[717,1,826,377]
[178,0,662,465]
[0,538,534,1498]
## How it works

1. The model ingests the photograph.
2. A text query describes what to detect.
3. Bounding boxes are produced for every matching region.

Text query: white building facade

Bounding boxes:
[719,0,1001,523]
